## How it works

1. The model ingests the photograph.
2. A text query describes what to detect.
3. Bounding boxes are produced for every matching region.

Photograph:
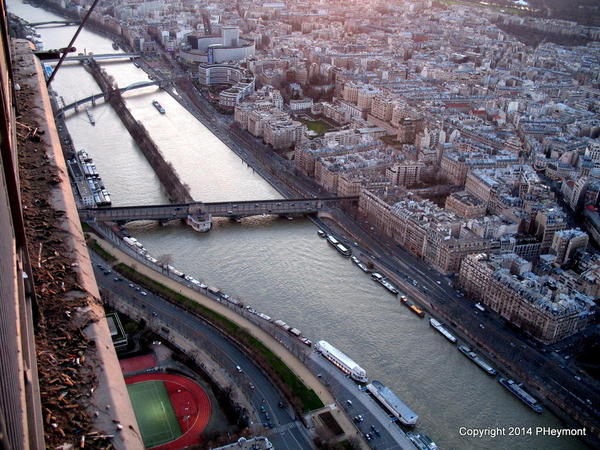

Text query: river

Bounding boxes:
[8,1,587,448]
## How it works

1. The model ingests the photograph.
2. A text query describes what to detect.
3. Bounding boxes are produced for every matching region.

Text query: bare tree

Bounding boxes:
[157,254,173,274]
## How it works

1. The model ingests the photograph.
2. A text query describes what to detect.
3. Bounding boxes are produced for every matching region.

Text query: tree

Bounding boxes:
[157,254,173,273]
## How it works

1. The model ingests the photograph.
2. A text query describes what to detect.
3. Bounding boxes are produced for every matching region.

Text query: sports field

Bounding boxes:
[127,381,182,448]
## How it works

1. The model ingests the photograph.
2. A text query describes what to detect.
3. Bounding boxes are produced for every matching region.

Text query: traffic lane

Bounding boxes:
[100,275,291,426]
[91,260,301,432]
[309,354,410,449]
[96,267,297,433]
[269,425,310,450]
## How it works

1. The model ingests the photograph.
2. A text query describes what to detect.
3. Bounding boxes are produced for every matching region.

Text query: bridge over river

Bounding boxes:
[79,197,357,231]
[56,77,186,115]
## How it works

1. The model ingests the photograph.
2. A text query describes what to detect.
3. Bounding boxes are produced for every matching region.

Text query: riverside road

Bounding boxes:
[91,253,313,450]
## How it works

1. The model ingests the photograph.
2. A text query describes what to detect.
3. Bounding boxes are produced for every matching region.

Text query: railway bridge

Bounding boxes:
[79,197,357,232]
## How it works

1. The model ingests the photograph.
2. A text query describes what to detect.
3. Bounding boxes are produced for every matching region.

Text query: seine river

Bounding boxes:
[9,1,587,448]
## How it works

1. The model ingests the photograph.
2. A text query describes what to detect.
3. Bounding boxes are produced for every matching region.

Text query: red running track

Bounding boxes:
[126,373,211,450]
[119,354,157,375]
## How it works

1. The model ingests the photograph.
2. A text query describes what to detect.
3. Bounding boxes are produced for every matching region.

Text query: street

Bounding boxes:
[91,252,313,449]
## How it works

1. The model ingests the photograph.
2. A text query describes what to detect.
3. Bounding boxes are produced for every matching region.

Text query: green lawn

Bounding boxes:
[301,119,332,135]
[128,381,182,447]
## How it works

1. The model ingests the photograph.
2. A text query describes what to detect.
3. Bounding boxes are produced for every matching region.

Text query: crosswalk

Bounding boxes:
[265,420,299,435]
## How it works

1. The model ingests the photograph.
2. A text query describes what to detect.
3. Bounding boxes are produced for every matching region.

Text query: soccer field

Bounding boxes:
[128,381,182,448]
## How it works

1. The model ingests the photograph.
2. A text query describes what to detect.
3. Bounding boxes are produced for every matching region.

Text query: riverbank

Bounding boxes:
[89,233,368,446]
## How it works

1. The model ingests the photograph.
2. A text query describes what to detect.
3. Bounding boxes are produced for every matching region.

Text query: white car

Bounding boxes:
[140,291,148,296]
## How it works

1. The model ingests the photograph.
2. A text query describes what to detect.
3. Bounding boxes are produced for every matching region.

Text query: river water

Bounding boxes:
[9,2,587,449]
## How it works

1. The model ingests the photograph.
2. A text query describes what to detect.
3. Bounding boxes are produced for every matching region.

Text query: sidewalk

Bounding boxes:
[93,236,365,447]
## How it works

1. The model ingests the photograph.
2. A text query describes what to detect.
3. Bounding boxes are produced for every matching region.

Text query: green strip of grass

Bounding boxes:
[112,262,324,412]
[246,335,323,411]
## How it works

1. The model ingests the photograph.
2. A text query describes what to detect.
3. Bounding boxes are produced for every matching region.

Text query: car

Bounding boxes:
[135,286,141,292]
[236,365,243,373]
[265,413,270,420]
[128,283,134,288]
[365,433,372,441]
[346,400,353,407]
[278,401,284,408]
[200,283,207,289]
[353,242,359,247]
[152,312,158,317]
[103,270,111,275]
[140,291,147,296]
[260,406,266,412]
[479,323,485,329]
[249,383,255,390]
[574,376,582,381]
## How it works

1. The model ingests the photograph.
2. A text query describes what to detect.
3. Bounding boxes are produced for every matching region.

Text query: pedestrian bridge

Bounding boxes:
[79,197,357,225]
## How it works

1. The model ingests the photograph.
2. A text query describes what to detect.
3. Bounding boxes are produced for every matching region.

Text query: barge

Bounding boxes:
[458,345,497,375]
[429,318,457,344]
[498,377,543,413]
[366,380,418,426]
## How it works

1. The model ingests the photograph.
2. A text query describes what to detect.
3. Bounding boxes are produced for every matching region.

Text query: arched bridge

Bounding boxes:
[78,197,358,223]
[57,78,183,116]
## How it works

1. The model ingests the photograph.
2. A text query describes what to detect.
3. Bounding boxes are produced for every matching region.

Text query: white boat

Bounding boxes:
[458,345,497,375]
[315,340,367,383]
[429,318,457,344]
[367,380,418,426]
[407,432,438,450]
[335,243,351,257]
[357,262,370,272]
[380,279,398,295]
[326,235,339,246]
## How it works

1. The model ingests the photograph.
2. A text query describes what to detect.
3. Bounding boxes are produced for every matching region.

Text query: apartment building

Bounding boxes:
[459,253,595,344]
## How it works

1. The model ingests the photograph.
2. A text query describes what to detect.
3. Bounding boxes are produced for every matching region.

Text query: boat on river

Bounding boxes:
[458,345,497,375]
[498,377,543,413]
[152,100,165,114]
